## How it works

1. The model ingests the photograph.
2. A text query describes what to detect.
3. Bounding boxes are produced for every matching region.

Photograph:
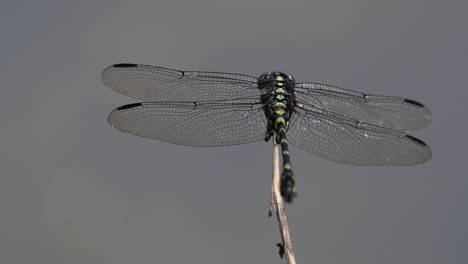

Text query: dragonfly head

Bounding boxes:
[258,71,295,84]
[258,71,296,95]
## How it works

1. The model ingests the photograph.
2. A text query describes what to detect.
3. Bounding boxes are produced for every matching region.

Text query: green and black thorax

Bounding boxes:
[258,71,297,141]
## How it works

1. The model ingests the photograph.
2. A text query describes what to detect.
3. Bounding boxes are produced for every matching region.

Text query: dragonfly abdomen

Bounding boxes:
[274,115,297,202]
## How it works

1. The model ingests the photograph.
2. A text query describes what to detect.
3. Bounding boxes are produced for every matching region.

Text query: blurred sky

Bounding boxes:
[1,0,467,263]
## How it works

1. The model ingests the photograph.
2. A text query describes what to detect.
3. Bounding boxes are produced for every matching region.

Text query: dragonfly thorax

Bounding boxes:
[258,71,297,143]
[258,71,296,106]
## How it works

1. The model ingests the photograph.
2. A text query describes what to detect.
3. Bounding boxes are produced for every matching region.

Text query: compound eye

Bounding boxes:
[259,72,269,80]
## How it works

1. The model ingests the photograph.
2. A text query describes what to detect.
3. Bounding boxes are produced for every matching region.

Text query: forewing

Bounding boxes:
[295,83,431,132]
[102,63,259,102]
[107,99,267,147]
[287,108,431,166]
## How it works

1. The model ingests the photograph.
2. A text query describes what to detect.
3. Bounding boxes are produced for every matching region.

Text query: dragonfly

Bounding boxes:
[102,63,432,202]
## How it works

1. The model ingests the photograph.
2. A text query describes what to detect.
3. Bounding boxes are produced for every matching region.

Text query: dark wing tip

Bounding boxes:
[405,134,427,147]
[101,63,139,82]
[108,103,143,127]
[115,103,142,111]
[112,63,139,68]
[404,99,425,108]
[405,135,432,163]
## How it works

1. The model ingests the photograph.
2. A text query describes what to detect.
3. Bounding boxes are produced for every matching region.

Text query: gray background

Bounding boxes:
[2,0,467,263]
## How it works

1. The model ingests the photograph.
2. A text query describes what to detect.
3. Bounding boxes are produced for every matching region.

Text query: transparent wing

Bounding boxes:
[101,63,260,102]
[107,99,267,147]
[287,107,431,166]
[295,83,432,132]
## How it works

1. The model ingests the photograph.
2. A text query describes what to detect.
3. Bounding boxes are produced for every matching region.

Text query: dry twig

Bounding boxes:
[270,136,297,264]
